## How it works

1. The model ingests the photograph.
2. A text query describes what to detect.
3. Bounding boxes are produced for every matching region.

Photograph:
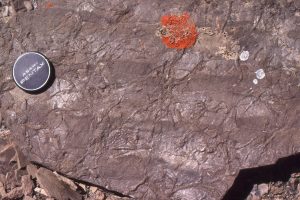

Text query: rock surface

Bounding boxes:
[0,0,300,199]
[36,168,82,200]
[21,175,34,196]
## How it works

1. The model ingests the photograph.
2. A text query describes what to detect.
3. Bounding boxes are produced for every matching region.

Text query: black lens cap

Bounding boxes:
[13,52,52,93]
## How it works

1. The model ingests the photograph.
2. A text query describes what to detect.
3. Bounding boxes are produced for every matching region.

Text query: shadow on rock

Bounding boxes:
[222,153,300,200]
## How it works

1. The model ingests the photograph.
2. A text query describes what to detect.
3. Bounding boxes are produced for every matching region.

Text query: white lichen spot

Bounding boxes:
[253,79,258,85]
[239,50,249,61]
[255,69,265,80]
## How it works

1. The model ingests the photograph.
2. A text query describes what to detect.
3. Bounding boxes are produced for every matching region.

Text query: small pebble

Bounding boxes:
[24,1,33,11]
[79,183,87,191]
[253,79,258,85]
[34,187,47,196]
[8,5,16,16]
[239,50,250,61]
[90,186,98,193]
[31,0,38,9]
[2,6,9,17]
[258,183,269,195]
[255,69,265,80]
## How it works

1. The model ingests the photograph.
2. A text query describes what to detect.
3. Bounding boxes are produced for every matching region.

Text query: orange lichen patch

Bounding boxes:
[160,13,198,49]
[45,2,54,9]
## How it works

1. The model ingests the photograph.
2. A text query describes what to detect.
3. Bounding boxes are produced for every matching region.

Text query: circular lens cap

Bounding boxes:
[13,52,51,92]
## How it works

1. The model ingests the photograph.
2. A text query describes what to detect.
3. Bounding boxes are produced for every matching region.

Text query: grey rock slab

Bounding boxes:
[26,164,38,179]
[21,175,34,196]
[36,167,82,200]
[0,0,300,199]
